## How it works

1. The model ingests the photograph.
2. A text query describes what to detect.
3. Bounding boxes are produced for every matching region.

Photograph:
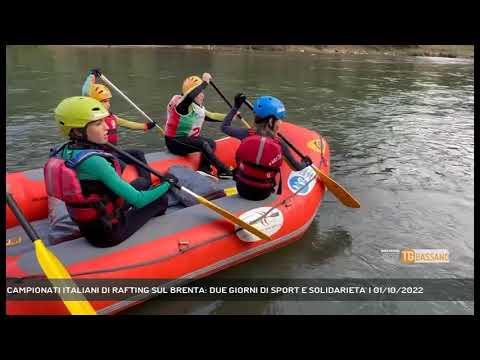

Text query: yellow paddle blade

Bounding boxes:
[224,187,238,197]
[187,191,271,241]
[312,165,361,208]
[34,240,97,315]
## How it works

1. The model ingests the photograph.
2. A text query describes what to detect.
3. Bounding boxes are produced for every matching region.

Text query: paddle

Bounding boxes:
[96,71,165,136]
[209,82,360,208]
[103,142,271,241]
[210,81,251,129]
[204,187,238,201]
[203,181,237,198]
[6,192,97,315]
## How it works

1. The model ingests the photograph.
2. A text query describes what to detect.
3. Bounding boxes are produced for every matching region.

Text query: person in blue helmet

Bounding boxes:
[221,94,312,201]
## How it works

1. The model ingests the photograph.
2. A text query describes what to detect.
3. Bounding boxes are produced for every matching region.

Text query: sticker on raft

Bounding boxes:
[307,138,324,153]
[6,236,22,247]
[236,207,284,242]
[287,166,317,196]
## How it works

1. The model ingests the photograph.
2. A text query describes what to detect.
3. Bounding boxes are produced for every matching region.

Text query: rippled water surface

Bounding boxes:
[6,46,474,314]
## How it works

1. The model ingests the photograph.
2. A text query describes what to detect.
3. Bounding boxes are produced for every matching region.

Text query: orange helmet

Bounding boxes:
[89,84,112,102]
[182,75,202,95]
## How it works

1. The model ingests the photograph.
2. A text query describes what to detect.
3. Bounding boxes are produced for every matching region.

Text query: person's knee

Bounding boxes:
[201,141,214,154]
[130,177,151,191]
[153,194,169,217]
[207,138,216,151]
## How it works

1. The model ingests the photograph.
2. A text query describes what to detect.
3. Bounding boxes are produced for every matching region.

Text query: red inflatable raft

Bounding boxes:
[6,122,330,315]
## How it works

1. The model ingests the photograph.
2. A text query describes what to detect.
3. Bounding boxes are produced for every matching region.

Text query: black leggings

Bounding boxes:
[165,136,229,173]
[78,178,169,248]
[236,181,273,201]
[116,149,152,186]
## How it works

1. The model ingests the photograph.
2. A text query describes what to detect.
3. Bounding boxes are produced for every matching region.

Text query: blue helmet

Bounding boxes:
[253,96,287,120]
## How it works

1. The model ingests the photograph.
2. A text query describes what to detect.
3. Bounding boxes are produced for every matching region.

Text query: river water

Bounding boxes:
[6,46,474,315]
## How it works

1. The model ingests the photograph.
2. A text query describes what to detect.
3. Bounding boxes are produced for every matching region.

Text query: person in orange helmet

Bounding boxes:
[164,72,233,179]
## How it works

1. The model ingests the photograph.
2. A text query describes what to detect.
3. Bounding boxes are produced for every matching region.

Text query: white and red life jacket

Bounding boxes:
[165,94,206,138]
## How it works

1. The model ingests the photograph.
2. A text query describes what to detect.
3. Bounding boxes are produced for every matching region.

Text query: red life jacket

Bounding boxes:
[44,144,124,226]
[165,95,182,138]
[104,113,119,144]
[235,129,283,194]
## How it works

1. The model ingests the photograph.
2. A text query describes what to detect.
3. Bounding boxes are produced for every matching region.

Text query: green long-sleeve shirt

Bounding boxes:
[61,146,170,209]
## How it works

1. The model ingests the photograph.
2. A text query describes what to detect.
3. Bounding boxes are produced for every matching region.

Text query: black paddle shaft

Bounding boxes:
[6,192,40,242]
[210,81,231,107]
[242,99,307,161]
[210,81,244,122]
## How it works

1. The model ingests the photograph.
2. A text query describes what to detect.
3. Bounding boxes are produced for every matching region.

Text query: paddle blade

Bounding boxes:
[34,240,97,315]
[312,166,361,208]
[224,187,238,197]
[183,189,271,241]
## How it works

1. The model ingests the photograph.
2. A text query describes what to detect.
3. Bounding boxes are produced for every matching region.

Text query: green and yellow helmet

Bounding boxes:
[54,96,109,137]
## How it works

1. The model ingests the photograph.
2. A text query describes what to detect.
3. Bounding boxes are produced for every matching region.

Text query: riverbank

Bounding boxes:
[176,45,474,58]
[51,45,474,59]
[289,45,474,58]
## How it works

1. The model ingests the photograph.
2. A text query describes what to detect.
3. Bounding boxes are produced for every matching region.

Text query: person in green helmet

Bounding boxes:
[44,96,178,248]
